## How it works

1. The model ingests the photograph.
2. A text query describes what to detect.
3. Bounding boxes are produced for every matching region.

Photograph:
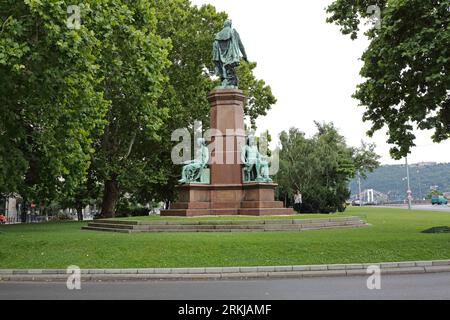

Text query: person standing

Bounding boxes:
[294,190,303,213]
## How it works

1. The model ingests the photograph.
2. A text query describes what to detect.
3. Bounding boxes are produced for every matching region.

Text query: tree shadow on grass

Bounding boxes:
[422,226,450,234]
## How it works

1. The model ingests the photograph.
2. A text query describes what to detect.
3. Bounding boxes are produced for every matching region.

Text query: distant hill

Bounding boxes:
[349,162,450,201]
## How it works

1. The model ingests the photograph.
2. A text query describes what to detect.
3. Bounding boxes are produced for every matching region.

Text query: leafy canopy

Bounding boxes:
[327,0,450,159]
[276,123,379,213]
[0,0,109,202]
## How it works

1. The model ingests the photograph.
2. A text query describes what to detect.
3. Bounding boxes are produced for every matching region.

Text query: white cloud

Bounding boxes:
[191,0,450,164]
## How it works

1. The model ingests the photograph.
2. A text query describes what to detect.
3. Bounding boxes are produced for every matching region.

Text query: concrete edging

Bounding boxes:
[1,260,449,282]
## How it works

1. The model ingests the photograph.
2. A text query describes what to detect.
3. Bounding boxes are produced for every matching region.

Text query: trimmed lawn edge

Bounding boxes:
[2,207,449,269]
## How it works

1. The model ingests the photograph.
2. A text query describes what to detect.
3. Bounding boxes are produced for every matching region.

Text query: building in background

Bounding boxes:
[0,197,19,222]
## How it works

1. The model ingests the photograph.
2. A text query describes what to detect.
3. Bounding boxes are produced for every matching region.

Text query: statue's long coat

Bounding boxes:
[213,27,244,70]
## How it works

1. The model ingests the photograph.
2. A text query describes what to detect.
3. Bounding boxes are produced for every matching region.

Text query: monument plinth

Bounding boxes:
[208,89,246,185]
[161,89,293,217]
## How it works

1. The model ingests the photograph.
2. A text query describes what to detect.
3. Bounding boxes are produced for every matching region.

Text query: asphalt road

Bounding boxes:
[1,272,450,300]
[378,204,450,212]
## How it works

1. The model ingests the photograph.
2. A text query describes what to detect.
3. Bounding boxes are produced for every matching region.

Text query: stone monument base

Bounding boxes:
[161,88,294,217]
[161,183,293,217]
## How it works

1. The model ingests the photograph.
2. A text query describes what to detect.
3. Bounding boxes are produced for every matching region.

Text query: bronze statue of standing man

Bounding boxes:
[213,19,248,88]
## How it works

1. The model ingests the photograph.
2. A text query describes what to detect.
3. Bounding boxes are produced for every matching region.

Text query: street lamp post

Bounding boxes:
[358,171,362,207]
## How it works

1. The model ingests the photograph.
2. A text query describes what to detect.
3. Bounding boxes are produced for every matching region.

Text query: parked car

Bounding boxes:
[431,195,448,205]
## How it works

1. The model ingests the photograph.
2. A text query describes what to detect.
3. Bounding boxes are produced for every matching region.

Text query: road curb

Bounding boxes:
[1,260,449,282]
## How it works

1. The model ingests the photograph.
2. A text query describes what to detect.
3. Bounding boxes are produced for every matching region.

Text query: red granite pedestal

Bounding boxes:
[161,89,293,217]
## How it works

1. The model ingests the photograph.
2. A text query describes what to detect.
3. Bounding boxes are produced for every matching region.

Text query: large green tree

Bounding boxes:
[112,0,277,212]
[0,0,109,211]
[276,123,379,213]
[327,0,450,159]
[1,0,171,219]
[1,0,278,219]
[89,0,171,218]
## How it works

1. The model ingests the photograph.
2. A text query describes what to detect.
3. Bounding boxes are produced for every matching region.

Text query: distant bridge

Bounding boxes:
[350,189,389,204]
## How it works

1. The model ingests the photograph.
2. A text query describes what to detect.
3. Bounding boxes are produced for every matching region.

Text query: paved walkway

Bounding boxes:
[377,204,450,212]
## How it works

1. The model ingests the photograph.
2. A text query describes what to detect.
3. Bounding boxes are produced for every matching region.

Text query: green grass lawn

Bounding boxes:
[0,207,449,269]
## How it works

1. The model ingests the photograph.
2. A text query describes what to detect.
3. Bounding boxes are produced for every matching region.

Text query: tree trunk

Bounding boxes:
[76,202,84,221]
[21,200,27,223]
[100,177,119,218]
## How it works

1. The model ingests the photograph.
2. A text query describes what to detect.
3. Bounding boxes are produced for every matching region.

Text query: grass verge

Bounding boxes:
[0,207,449,269]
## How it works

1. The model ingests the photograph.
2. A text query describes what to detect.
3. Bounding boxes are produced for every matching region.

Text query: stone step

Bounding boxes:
[88,218,366,227]
[197,220,255,226]
[95,220,139,225]
[83,217,367,233]
[90,218,366,226]
[132,228,262,233]
[84,224,366,233]
[137,217,361,226]
[135,224,267,231]
[82,226,132,233]
[88,223,135,230]
[91,219,363,227]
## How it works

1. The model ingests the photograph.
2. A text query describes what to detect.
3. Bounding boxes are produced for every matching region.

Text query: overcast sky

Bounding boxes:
[191,0,450,165]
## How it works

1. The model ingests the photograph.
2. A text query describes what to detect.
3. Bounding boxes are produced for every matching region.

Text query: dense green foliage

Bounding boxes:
[1,207,450,268]
[0,0,277,217]
[349,162,450,200]
[0,0,110,203]
[276,123,379,213]
[119,1,276,211]
[327,0,450,159]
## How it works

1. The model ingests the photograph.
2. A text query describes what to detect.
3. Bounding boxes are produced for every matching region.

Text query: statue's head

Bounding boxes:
[224,19,232,28]
[247,134,256,146]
